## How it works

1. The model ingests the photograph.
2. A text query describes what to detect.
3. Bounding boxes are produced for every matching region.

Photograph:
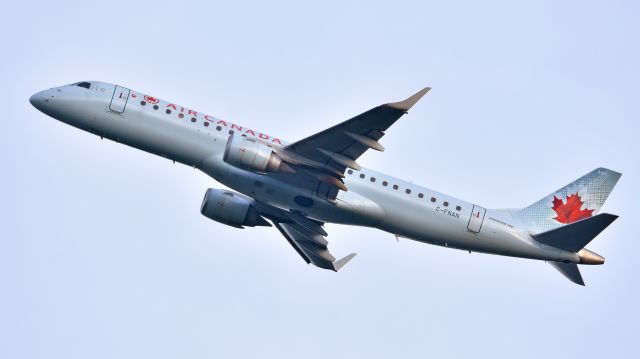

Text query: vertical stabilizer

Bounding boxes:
[512,168,621,233]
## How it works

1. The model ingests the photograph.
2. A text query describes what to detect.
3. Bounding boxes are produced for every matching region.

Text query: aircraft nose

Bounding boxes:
[29,90,51,111]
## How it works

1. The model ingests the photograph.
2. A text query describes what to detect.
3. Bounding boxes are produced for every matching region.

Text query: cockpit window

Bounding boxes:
[75,82,91,89]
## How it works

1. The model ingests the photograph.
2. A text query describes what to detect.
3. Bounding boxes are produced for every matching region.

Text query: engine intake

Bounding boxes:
[223,136,293,173]
[200,188,270,228]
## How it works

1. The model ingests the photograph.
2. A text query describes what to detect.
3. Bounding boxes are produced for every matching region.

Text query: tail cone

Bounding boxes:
[578,248,605,265]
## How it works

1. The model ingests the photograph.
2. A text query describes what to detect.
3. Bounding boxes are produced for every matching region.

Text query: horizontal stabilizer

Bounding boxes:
[532,213,618,252]
[549,262,585,286]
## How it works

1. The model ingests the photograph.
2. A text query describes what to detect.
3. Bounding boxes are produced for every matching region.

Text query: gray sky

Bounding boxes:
[2,1,638,358]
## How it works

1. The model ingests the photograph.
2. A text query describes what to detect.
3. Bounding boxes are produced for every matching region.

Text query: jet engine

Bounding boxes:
[200,188,270,228]
[223,135,293,173]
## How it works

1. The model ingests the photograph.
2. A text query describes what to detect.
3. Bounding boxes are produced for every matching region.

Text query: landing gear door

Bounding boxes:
[467,205,486,233]
[109,85,130,113]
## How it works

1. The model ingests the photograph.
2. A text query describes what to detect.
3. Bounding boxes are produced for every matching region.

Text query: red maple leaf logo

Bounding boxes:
[552,192,594,224]
[144,95,159,104]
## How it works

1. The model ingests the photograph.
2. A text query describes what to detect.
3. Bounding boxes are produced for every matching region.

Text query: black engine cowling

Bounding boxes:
[200,189,270,228]
[223,135,293,173]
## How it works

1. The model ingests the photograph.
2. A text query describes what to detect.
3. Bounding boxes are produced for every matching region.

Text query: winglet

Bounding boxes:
[333,253,357,272]
[387,87,431,111]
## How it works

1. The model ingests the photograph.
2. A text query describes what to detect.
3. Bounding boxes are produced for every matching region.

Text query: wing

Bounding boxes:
[274,222,356,271]
[277,87,430,198]
[252,202,356,271]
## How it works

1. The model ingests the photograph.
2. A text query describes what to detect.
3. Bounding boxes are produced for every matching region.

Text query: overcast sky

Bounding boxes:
[1,1,638,358]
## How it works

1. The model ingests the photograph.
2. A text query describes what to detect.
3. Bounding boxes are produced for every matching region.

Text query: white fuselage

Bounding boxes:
[30,81,580,264]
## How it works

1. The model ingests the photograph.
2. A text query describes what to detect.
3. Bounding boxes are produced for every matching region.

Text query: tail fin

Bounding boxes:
[512,167,621,233]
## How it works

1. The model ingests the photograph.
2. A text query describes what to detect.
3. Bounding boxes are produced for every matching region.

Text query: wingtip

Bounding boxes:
[333,253,357,272]
[387,87,431,111]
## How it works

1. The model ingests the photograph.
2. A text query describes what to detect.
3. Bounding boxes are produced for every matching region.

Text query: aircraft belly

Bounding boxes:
[225,173,383,226]
[190,154,576,262]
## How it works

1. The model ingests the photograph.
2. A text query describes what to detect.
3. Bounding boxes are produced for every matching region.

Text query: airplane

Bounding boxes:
[29,81,621,285]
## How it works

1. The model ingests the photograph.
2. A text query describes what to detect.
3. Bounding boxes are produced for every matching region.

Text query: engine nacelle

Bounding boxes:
[223,135,293,173]
[200,189,270,228]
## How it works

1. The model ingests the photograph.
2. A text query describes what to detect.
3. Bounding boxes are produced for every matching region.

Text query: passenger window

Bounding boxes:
[347,170,353,175]
[191,118,197,123]
[393,185,398,190]
[456,205,462,211]
[216,126,222,131]
[140,101,146,106]
[204,122,209,127]
[359,174,365,179]
[431,197,436,202]
[418,193,424,198]
[443,201,449,207]
[370,177,376,182]
[405,189,411,194]
[153,105,159,110]
[382,181,388,186]
[229,130,234,135]
[178,113,184,118]
[165,109,171,114]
